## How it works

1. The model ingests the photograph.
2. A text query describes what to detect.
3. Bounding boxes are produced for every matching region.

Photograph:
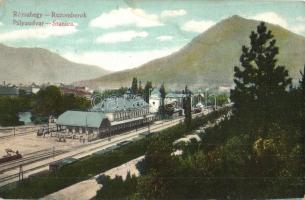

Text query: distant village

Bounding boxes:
[0,80,231,135]
[0,81,232,98]
[0,81,91,98]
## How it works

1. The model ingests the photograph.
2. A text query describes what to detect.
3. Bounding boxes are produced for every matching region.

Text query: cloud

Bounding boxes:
[249,12,288,28]
[156,35,173,41]
[0,22,3,26]
[90,8,163,29]
[290,24,305,34]
[0,26,77,42]
[161,9,186,18]
[247,12,305,35]
[63,48,180,71]
[296,16,305,22]
[96,31,148,43]
[181,20,215,33]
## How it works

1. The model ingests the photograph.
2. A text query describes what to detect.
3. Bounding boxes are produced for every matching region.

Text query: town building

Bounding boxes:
[0,82,19,96]
[149,88,162,113]
[165,92,194,109]
[165,92,186,108]
[218,85,233,93]
[59,84,92,99]
[148,88,195,114]
[19,83,41,94]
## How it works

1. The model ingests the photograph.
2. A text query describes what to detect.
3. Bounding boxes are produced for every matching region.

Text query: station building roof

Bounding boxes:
[166,93,187,98]
[91,96,148,113]
[57,111,107,128]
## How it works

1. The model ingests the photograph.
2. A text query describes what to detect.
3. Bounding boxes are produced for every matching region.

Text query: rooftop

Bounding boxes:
[0,85,19,96]
[91,96,148,113]
[57,111,107,128]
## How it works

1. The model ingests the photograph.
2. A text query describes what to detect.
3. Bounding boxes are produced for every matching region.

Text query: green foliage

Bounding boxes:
[298,65,305,184]
[94,173,138,200]
[34,86,62,116]
[231,22,292,137]
[138,81,143,96]
[0,85,90,125]
[80,109,229,200]
[0,109,228,199]
[33,86,90,118]
[131,77,138,94]
[158,83,166,116]
[0,136,148,199]
[99,87,128,99]
[143,81,152,103]
[184,86,192,128]
[0,96,32,126]
[216,93,229,106]
[159,83,166,99]
[97,23,305,199]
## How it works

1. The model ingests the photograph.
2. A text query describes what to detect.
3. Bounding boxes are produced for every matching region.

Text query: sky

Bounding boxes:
[0,0,304,71]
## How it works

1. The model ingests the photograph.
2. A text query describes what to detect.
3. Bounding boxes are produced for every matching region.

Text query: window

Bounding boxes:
[152,101,155,105]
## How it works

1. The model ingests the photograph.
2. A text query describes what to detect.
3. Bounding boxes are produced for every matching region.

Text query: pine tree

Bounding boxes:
[159,83,166,115]
[184,85,192,128]
[138,81,143,96]
[299,65,305,95]
[299,65,305,167]
[131,77,138,94]
[143,81,152,103]
[231,22,291,134]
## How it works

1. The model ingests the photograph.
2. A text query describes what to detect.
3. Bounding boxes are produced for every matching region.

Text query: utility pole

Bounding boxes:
[19,165,23,182]
[148,122,150,133]
[209,94,217,110]
[53,146,55,159]
[205,92,208,108]
[204,88,210,109]
[86,115,88,142]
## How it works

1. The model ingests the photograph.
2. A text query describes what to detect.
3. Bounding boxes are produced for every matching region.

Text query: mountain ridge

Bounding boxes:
[78,15,305,89]
[0,43,110,84]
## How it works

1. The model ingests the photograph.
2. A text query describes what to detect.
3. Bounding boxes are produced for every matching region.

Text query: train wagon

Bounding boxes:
[0,149,22,164]
[49,157,77,172]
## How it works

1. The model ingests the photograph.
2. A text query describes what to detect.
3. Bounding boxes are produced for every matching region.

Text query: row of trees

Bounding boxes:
[92,22,305,199]
[0,86,91,126]
[0,95,32,126]
[34,86,90,119]
[131,77,153,103]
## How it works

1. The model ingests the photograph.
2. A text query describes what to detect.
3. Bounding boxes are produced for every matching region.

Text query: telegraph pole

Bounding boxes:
[19,165,23,182]
[53,146,55,159]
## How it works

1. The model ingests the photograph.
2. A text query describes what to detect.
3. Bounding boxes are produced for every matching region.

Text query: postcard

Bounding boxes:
[0,0,304,199]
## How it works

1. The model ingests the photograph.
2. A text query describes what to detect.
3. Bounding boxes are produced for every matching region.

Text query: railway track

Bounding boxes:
[0,125,57,139]
[0,117,186,186]
[0,112,214,187]
[0,149,67,174]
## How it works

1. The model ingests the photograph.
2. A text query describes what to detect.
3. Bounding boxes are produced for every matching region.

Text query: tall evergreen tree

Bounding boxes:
[131,77,138,94]
[184,85,192,128]
[231,22,291,135]
[299,65,305,169]
[138,80,143,96]
[159,83,166,115]
[143,81,153,103]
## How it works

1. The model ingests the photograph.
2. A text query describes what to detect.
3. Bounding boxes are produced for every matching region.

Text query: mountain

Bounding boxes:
[0,44,109,84]
[79,15,305,89]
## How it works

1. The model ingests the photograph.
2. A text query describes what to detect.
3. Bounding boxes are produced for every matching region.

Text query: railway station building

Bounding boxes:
[56,95,155,140]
